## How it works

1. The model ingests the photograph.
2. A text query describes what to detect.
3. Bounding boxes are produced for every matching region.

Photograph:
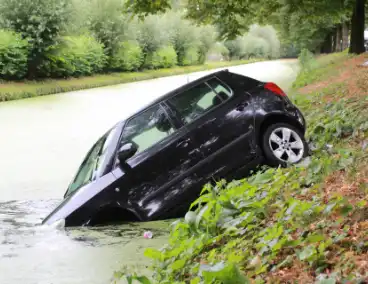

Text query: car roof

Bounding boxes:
[120,69,230,122]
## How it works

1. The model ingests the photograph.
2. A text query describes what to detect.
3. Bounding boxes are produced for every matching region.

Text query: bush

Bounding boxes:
[40,35,107,77]
[88,0,132,57]
[243,35,271,58]
[180,47,199,66]
[164,12,216,65]
[145,46,177,69]
[207,42,230,61]
[225,25,281,60]
[110,41,143,71]
[298,48,317,71]
[0,30,29,79]
[137,15,172,58]
[197,25,217,63]
[224,38,244,59]
[0,0,71,76]
[248,25,280,58]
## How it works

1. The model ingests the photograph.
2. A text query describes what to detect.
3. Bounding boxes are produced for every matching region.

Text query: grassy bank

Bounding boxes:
[0,59,264,102]
[116,52,368,283]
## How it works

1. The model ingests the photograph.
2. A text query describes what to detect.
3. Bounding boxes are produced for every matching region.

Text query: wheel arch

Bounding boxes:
[257,113,305,145]
[87,203,142,226]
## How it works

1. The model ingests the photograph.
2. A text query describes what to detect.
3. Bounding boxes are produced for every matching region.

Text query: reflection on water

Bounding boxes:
[0,199,170,284]
[0,59,298,284]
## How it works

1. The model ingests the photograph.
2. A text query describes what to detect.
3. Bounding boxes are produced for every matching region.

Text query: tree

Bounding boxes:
[0,0,71,77]
[88,0,133,58]
[349,0,366,53]
[125,0,367,54]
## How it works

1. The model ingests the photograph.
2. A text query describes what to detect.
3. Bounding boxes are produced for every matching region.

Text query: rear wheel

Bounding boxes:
[262,123,308,166]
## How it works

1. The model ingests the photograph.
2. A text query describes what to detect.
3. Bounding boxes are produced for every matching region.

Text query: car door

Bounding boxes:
[166,76,256,183]
[113,103,202,220]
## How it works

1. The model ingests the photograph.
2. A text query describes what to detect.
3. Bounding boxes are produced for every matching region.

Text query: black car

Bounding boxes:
[42,70,308,227]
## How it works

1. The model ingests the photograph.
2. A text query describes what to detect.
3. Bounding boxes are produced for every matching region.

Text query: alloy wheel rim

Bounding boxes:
[269,127,304,163]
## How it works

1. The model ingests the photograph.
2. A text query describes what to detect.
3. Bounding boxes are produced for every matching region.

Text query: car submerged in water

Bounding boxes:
[43,70,308,227]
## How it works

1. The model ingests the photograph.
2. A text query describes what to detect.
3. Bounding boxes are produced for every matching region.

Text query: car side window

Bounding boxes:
[167,83,216,124]
[167,78,233,124]
[120,104,174,155]
[207,77,233,100]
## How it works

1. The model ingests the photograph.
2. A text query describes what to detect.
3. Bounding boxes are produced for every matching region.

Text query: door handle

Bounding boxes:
[236,102,249,111]
[177,138,191,148]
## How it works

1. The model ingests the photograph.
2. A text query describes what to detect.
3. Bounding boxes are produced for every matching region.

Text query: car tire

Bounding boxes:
[261,122,308,167]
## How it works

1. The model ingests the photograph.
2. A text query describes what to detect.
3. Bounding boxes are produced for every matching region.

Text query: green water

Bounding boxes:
[0,59,299,284]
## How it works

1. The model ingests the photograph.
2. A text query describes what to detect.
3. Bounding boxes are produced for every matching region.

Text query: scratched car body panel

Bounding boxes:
[43,70,307,226]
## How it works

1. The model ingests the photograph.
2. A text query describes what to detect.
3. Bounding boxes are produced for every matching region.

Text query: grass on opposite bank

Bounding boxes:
[0,59,265,102]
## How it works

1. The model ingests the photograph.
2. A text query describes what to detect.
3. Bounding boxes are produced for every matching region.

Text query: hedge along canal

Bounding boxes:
[0,60,299,284]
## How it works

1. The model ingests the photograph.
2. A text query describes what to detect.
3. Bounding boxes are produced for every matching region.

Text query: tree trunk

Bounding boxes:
[349,0,366,54]
[335,24,342,52]
[342,22,350,50]
[332,29,337,52]
[321,32,333,54]
[27,54,42,79]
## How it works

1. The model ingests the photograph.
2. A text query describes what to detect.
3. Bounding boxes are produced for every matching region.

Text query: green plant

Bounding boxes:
[292,51,351,88]
[224,25,280,60]
[88,0,133,57]
[298,49,317,71]
[40,35,107,77]
[197,25,218,63]
[181,47,200,66]
[145,46,177,69]
[110,41,143,71]
[137,15,172,57]
[0,0,71,76]
[0,30,29,79]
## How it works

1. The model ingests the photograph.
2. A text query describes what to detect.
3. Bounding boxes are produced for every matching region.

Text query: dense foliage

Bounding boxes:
[0,0,282,80]
[145,46,178,69]
[126,0,367,55]
[225,25,280,60]
[40,35,107,77]
[0,0,71,76]
[110,41,144,72]
[87,0,132,57]
[115,52,368,283]
[0,30,29,79]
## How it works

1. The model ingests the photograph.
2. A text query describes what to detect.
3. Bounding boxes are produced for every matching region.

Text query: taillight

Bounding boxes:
[264,82,287,97]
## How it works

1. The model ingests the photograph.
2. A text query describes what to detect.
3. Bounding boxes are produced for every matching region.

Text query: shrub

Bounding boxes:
[137,15,172,56]
[197,25,217,63]
[181,47,199,66]
[145,46,177,69]
[248,25,280,58]
[243,35,271,58]
[298,48,317,71]
[207,42,230,61]
[0,0,71,76]
[110,41,143,71]
[224,38,244,60]
[225,25,281,60]
[164,12,216,65]
[0,30,29,79]
[40,35,107,77]
[88,0,132,57]
[64,0,91,35]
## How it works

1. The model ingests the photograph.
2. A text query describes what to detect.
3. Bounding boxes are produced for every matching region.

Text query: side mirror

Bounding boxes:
[118,142,138,163]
